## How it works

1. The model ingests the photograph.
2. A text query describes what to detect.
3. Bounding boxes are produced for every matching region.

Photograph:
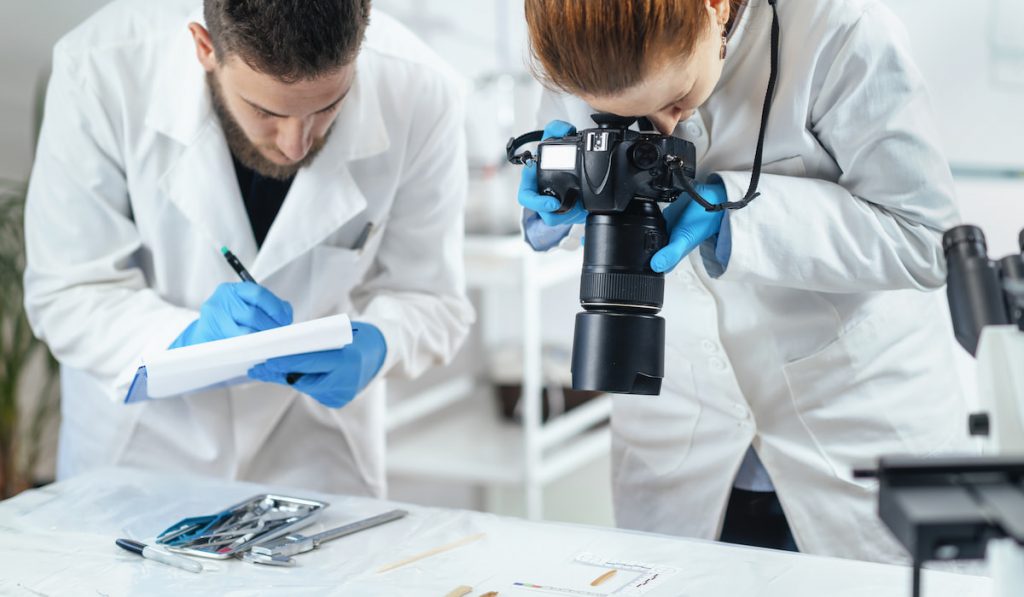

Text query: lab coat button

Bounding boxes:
[701,340,718,354]
[732,403,749,419]
[709,357,727,372]
[684,122,703,139]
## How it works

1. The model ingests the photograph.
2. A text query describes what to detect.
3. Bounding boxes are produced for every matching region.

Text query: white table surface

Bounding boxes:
[0,467,991,597]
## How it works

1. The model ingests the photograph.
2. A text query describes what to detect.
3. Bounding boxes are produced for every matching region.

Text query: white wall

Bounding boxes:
[0,1,114,179]
[886,0,1024,172]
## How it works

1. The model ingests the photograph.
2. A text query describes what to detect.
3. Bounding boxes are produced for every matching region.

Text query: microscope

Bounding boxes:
[858,225,1024,597]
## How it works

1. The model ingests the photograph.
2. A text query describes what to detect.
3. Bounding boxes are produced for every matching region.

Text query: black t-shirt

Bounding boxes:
[232,155,294,248]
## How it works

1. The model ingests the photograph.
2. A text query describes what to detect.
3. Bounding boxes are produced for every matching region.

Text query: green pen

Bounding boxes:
[220,246,255,283]
[220,246,301,385]
[222,246,301,382]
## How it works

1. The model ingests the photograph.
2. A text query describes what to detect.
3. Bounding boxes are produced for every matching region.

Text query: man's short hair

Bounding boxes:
[204,0,372,81]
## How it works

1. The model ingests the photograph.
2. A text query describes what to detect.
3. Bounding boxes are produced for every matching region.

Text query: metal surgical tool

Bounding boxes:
[249,509,408,560]
[239,551,296,567]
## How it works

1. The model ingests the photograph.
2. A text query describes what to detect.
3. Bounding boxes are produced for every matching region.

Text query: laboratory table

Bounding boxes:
[0,467,992,596]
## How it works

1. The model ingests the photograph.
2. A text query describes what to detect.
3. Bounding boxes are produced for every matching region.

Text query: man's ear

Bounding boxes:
[188,22,218,72]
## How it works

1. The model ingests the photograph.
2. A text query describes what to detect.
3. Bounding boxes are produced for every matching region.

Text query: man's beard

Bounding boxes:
[207,72,332,180]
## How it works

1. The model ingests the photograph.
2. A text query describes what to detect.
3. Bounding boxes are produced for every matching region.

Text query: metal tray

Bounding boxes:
[156,494,329,559]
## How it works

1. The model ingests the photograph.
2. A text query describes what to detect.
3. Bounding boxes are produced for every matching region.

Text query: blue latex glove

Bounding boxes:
[248,321,387,409]
[517,120,588,227]
[170,282,293,348]
[650,182,728,273]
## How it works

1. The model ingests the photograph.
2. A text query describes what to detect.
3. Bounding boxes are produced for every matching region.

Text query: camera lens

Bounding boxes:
[571,200,668,395]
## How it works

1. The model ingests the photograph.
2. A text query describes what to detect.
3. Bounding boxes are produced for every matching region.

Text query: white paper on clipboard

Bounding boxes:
[124,313,352,402]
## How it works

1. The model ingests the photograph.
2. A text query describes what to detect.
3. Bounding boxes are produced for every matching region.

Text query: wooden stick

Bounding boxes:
[443,586,472,597]
[376,532,486,573]
[590,569,617,586]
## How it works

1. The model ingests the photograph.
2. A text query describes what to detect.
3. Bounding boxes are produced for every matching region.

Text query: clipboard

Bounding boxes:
[123,313,352,403]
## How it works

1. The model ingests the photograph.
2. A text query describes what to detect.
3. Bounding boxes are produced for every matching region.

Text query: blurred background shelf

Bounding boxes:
[462,233,583,289]
[388,385,609,487]
[386,232,610,520]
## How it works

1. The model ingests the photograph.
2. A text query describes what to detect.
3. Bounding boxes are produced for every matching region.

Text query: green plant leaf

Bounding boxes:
[0,177,60,496]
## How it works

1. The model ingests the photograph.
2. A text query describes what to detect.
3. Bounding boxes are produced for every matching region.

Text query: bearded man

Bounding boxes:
[24,0,473,495]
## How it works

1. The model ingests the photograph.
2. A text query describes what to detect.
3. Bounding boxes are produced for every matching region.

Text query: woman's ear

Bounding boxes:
[706,0,732,28]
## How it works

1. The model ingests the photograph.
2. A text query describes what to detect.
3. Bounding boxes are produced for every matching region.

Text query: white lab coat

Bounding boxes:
[24,0,473,497]
[538,0,972,562]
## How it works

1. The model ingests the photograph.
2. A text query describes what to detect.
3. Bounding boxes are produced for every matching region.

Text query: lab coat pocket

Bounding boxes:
[611,359,700,483]
[309,245,371,316]
[782,294,964,483]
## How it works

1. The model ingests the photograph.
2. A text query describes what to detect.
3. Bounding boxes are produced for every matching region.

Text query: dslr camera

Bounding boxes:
[507,113,698,395]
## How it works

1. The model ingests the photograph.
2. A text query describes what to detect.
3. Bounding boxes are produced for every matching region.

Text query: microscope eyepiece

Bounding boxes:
[943,225,987,259]
[944,224,1015,355]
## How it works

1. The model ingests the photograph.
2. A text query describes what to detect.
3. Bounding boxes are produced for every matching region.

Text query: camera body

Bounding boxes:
[511,114,699,396]
[535,113,696,214]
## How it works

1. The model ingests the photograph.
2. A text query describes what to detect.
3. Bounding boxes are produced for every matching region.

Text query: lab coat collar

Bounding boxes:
[718,0,764,89]
[149,9,390,279]
[145,7,211,145]
[728,0,763,47]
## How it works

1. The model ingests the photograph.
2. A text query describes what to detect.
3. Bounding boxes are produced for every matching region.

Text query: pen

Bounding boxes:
[220,246,304,384]
[115,538,203,573]
[352,222,373,251]
[220,246,255,283]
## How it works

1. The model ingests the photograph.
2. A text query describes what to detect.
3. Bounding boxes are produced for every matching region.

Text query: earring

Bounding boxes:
[720,32,728,60]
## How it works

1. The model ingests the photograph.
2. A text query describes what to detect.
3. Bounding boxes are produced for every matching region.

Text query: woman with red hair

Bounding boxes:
[519,0,970,562]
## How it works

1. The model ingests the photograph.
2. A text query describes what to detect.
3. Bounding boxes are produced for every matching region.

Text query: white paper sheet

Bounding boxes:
[142,313,352,398]
[483,552,678,597]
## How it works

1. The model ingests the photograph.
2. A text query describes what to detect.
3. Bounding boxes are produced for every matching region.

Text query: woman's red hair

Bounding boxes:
[525,0,740,95]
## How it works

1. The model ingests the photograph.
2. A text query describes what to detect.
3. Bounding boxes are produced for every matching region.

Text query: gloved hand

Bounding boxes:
[650,182,728,273]
[517,120,588,227]
[170,282,293,348]
[248,321,387,409]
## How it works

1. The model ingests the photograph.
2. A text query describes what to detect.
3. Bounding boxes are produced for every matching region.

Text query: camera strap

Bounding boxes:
[506,131,544,165]
[682,0,781,212]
